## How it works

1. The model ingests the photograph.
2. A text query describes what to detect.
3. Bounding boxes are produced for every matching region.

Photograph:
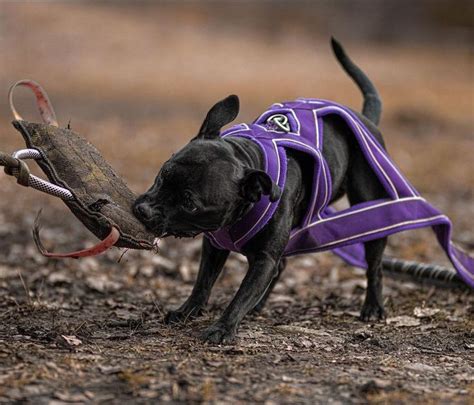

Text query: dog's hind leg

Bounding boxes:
[346,145,388,321]
[360,238,387,321]
[252,258,287,313]
[164,237,229,324]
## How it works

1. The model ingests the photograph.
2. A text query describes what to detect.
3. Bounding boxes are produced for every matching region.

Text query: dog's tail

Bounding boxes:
[331,37,382,125]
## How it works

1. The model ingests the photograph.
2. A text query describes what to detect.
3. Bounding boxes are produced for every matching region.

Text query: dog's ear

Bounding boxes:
[240,169,281,203]
[195,95,239,140]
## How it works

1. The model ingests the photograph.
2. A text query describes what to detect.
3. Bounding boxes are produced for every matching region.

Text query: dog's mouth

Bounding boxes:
[163,219,224,239]
[144,225,203,239]
[149,229,202,239]
[168,230,202,238]
[135,210,218,239]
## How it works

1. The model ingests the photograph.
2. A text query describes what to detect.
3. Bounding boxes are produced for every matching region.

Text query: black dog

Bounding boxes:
[134,39,388,344]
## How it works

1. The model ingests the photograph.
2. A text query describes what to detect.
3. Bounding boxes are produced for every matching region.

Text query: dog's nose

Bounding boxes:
[134,202,154,221]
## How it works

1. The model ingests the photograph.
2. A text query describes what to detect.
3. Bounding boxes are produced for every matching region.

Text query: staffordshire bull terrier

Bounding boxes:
[134,39,473,343]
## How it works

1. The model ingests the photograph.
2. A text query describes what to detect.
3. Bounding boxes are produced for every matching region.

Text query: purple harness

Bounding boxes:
[207,99,474,288]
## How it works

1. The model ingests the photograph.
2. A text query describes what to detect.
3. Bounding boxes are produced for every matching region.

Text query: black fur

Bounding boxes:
[134,39,388,343]
[331,37,382,125]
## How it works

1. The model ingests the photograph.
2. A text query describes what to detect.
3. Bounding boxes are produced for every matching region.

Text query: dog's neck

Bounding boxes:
[220,136,266,226]
[223,136,264,171]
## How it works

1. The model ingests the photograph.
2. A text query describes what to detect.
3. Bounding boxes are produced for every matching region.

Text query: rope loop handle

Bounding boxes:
[0,148,74,199]
[8,80,59,126]
[0,152,31,187]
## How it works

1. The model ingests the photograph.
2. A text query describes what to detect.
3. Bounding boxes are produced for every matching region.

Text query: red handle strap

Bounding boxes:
[9,80,59,126]
[33,212,121,259]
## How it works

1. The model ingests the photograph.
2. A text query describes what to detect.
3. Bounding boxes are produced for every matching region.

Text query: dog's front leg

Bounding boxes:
[165,237,229,324]
[200,205,292,344]
[201,251,283,344]
[252,258,287,313]
[200,160,300,344]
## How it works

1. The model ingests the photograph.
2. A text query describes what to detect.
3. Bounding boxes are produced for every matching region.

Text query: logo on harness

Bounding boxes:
[266,114,290,132]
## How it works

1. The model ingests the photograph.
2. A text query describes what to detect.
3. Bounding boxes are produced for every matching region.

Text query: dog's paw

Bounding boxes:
[360,300,386,322]
[164,306,202,325]
[201,323,236,344]
[164,310,187,325]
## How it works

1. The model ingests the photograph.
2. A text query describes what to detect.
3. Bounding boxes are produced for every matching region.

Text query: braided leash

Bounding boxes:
[1,148,74,199]
[1,80,121,258]
[382,257,467,290]
[0,151,31,187]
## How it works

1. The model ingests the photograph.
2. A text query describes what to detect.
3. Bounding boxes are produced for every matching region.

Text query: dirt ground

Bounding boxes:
[0,2,473,404]
[0,215,473,404]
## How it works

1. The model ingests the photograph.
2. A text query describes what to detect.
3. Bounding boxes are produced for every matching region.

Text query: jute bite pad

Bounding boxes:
[12,120,156,250]
[3,80,157,257]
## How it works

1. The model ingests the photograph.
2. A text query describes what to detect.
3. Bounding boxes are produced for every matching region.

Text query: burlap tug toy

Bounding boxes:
[0,80,158,258]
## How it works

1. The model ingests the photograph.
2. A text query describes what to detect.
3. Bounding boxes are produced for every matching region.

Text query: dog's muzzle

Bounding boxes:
[134,201,155,222]
[133,200,167,237]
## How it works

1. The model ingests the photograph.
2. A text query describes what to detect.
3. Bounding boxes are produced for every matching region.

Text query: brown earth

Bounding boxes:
[0,3,473,404]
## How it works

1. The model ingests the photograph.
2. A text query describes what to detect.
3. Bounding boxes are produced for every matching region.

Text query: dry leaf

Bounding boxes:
[413,307,440,318]
[386,316,421,327]
[61,335,82,346]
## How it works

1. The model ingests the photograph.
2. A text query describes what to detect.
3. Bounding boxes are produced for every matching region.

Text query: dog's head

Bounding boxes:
[133,95,280,238]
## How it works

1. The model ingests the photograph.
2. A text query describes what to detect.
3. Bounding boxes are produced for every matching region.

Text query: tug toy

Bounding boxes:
[0,80,158,258]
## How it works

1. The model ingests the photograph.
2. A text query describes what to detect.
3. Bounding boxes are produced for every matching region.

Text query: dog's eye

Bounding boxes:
[182,196,198,213]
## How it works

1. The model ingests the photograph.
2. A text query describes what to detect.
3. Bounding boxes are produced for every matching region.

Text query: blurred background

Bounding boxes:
[0,0,472,256]
[0,2,473,402]
[0,0,472,262]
